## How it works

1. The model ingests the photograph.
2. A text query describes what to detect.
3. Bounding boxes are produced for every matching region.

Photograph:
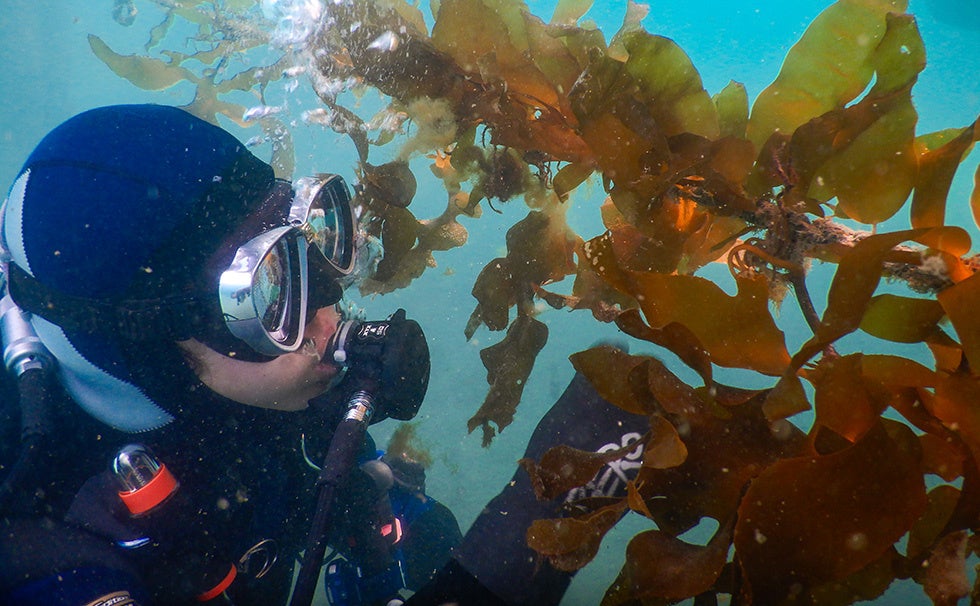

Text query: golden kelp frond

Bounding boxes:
[913,120,980,228]
[603,519,733,604]
[527,501,626,572]
[91,1,299,178]
[736,421,926,602]
[98,0,980,601]
[746,0,909,149]
[89,34,194,90]
[521,439,644,501]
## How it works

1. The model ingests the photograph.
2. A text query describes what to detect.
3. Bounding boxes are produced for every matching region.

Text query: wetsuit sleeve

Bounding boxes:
[409,371,648,606]
[402,500,463,590]
[404,558,507,606]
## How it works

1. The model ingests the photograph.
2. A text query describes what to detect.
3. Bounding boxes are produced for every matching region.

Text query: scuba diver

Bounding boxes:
[0,105,649,606]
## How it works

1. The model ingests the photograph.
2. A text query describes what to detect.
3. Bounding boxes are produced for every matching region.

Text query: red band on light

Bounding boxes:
[118,464,178,516]
[197,564,237,602]
[381,517,403,544]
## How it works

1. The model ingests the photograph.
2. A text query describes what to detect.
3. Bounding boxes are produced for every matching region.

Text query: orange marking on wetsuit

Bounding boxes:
[197,564,237,602]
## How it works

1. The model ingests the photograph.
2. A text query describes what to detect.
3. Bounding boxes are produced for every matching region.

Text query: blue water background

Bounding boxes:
[1,1,979,604]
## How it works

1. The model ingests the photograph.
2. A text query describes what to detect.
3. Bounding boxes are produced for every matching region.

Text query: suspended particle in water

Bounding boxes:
[367,31,401,53]
[846,532,869,551]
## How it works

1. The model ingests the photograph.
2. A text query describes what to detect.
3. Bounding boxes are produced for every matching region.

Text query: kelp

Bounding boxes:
[98,0,980,602]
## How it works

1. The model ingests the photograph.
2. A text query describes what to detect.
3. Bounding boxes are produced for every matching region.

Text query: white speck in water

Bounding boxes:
[368,31,401,53]
[243,105,282,121]
[846,532,868,551]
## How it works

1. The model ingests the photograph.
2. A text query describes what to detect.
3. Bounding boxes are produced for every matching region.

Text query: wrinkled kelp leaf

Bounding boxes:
[614,308,713,387]
[361,160,418,209]
[930,371,980,470]
[746,0,908,149]
[918,435,965,482]
[552,163,594,201]
[603,519,734,604]
[642,414,688,469]
[791,228,965,370]
[424,0,593,160]
[641,357,707,416]
[713,81,749,140]
[859,294,946,343]
[861,354,936,389]
[759,13,924,224]
[89,34,193,89]
[620,31,719,139]
[548,0,593,26]
[569,346,652,416]
[506,210,579,285]
[735,422,926,602]
[521,438,643,501]
[373,206,420,281]
[526,501,626,572]
[937,271,980,371]
[913,119,980,228]
[625,272,790,375]
[908,485,961,560]
[808,548,901,605]
[811,354,884,443]
[467,315,548,445]
[637,391,806,535]
[466,258,514,338]
[973,159,980,230]
[769,228,965,419]
[465,208,578,338]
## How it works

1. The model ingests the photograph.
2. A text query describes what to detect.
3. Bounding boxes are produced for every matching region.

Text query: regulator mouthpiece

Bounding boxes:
[325,309,430,422]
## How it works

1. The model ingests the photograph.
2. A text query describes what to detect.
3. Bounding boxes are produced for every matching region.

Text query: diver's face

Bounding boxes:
[178,306,343,411]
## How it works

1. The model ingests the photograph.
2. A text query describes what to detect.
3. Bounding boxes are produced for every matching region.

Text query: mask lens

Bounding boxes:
[293,176,355,275]
[307,203,341,265]
[219,226,309,356]
[254,238,292,337]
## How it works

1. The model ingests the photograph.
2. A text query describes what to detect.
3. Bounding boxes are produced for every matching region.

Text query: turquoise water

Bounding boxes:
[1,1,979,604]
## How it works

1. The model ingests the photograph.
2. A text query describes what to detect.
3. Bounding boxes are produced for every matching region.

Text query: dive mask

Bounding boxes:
[5,174,357,358]
[219,174,356,355]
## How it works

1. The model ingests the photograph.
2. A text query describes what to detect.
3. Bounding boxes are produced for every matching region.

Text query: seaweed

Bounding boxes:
[96,0,980,602]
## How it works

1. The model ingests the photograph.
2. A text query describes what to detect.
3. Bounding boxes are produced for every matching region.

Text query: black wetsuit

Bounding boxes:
[0,368,461,605]
[1,368,646,605]
[0,366,329,604]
